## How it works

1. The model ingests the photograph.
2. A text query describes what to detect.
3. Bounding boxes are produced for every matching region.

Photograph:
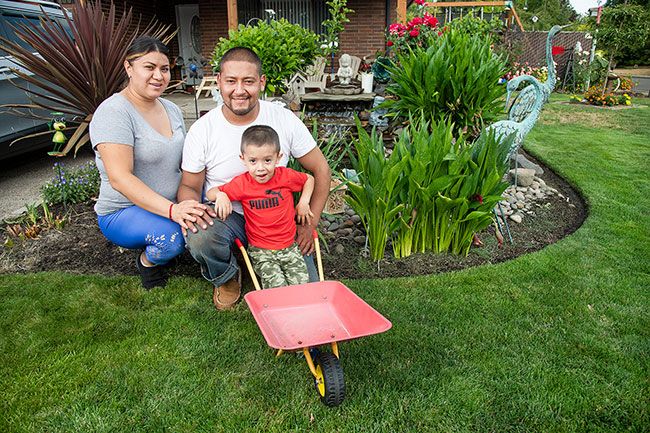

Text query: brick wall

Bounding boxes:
[505,31,593,82]
[198,0,229,59]
[339,0,394,60]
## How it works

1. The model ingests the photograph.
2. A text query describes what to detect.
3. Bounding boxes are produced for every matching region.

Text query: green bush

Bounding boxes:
[346,117,511,261]
[212,19,320,96]
[382,28,507,140]
[41,161,100,205]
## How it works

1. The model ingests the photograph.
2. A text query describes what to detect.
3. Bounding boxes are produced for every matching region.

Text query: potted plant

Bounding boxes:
[359,57,374,93]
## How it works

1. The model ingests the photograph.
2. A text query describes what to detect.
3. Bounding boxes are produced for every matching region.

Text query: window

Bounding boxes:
[238,0,329,34]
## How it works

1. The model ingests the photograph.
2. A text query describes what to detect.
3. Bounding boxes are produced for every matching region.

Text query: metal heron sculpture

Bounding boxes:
[507,25,565,122]
[489,74,544,182]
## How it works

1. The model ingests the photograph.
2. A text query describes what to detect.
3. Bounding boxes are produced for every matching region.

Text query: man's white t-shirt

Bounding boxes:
[182,100,316,214]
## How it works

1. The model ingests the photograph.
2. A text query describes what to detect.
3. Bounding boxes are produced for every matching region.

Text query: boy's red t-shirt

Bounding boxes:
[219,167,308,250]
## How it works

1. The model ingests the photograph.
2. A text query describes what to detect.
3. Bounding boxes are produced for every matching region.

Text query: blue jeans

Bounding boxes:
[184,211,318,287]
[97,205,185,265]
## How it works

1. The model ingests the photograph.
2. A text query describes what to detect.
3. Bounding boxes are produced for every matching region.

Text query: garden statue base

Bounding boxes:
[322,77,363,95]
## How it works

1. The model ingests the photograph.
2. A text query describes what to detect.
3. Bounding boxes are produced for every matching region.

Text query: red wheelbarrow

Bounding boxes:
[236,232,392,407]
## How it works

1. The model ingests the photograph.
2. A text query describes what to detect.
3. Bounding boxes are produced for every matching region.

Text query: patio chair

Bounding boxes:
[303,56,328,92]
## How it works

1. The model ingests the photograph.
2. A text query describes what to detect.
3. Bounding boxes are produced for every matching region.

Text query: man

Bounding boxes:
[177,47,331,310]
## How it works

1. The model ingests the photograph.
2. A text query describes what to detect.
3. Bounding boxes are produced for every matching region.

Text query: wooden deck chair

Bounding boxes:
[303,56,328,92]
[348,55,362,79]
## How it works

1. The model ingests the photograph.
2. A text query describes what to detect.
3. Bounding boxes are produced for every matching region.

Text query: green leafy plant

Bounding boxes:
[346,116,511,261]
[390,118,511,257]
[345,119,407,261]
[0,0,174,156]
[321,0,354,69]
[212,19,319,96]
[382,28,506,140]
[41,161,100,206]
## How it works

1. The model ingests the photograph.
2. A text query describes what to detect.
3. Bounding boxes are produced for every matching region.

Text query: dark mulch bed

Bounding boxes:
[0,153,587,281]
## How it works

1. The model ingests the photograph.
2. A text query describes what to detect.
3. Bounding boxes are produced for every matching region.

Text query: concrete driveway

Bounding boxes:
[0,93,217,222]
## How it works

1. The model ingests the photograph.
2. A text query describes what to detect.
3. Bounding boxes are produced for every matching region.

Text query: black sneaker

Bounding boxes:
[136,254,168,290]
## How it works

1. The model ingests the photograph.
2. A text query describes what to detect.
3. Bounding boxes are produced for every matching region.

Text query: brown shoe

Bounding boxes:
[213,273,241,311]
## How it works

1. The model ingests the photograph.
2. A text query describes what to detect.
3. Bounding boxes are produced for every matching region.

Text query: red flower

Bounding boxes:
[409,29,420,38]
[388,23,404,35]
[415,0,426,5]
[552,46,565,56]
[423,13,438,27]
[472,194,484,204]
[409,17,424,27]
[386,40,394,47]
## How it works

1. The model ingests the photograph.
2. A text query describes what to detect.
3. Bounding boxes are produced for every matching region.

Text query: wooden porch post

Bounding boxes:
[227,0,238,30]
[397,0,407,23]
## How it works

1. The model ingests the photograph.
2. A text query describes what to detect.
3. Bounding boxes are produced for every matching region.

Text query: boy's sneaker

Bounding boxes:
[136,254,168,290]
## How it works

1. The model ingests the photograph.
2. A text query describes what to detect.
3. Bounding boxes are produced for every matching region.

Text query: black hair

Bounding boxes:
[125,36,170,63]
[241,125,280,154]
[219,46,262,76]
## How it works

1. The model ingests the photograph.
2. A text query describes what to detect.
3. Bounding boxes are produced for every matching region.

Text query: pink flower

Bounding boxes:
[415,0,426,5]
[409,29,420,38]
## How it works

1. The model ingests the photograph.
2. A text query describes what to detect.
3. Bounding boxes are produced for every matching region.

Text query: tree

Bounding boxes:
[515,0,578,30]
[596,4,650,69]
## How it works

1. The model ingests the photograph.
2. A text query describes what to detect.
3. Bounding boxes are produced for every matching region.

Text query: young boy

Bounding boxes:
[206,125,314,289]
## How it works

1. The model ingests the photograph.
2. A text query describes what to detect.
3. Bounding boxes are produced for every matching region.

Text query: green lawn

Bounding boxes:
[1,95,648,432]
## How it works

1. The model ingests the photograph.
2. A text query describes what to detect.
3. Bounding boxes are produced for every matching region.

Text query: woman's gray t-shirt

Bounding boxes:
[89,93,185,216]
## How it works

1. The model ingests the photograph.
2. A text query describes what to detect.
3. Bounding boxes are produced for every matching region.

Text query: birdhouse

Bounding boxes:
[287,72,307,96]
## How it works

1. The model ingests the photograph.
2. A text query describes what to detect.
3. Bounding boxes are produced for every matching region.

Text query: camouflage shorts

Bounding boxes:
[248,243,309,289]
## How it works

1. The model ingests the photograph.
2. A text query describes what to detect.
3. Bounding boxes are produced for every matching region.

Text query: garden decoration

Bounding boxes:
[507,25,565,122]
[488,74,544,187]
[323,53,362,95]
[0,0,174,156]
[48,113,67,157]
[337,53,353,85]
[238,232,392,407]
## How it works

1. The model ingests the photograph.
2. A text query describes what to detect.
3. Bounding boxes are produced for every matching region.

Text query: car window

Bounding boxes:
[1,13,42,53]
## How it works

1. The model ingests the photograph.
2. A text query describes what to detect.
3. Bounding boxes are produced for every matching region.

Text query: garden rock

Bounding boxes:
[514,154,544,175]
[509,168,536,187]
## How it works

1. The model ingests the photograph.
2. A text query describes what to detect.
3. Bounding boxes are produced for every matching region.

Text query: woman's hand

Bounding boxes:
[171,200,214,235]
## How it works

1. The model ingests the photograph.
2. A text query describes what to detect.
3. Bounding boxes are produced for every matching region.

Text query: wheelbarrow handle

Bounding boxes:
[313,230,324,282]
[234,238,262,291]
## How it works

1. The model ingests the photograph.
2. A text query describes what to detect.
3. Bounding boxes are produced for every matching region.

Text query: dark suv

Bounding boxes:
[0,0,70,160]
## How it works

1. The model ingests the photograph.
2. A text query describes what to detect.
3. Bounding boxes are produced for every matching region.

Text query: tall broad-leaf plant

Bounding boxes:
[382,28,506,140]
[0,0,174,155]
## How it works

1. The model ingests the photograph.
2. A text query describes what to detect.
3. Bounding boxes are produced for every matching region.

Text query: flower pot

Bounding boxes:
[360,72,374,93]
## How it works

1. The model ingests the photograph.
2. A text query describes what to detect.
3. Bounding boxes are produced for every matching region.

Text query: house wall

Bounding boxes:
[194,0,395,62]
[338,0,396,60]
[198,0,229,60]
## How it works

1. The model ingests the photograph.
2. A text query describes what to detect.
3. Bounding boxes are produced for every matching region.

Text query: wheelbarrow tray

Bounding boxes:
[244,280,392,351]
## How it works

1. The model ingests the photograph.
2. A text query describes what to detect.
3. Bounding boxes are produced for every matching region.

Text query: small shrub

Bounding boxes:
[583,86,632,107]
[41,161,100,205]
[619,75,635,91]
[569,94,583,104]
[619,93,632,106]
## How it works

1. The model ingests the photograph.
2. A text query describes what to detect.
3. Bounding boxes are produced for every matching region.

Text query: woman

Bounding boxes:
[89,36,209,289]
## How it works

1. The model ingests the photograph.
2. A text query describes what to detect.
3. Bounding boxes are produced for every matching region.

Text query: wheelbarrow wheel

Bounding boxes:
[313,352,345,407]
